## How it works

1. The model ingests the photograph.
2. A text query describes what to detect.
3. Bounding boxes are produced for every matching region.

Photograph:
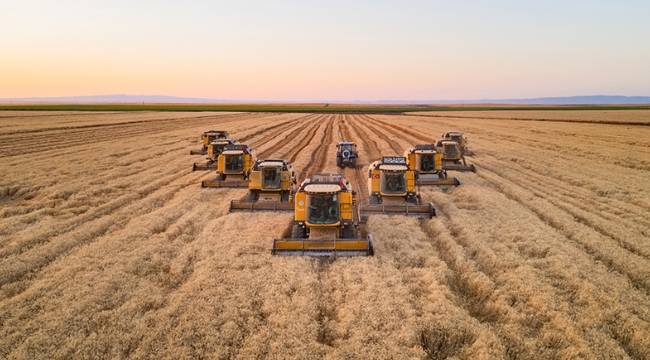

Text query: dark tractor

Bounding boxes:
[336,141,358,168]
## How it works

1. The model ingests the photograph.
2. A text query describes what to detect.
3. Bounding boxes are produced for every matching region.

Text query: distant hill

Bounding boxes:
[372,95,650,105]
[1,94,649,105]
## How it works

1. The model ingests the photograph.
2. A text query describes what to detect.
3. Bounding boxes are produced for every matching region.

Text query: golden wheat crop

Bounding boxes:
[0,110,648,359]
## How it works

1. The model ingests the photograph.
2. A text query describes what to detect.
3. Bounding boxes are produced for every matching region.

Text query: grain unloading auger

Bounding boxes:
[404,144,460,186]
[229,159,296,212]
[190,130,229,155]
[359,156,436,221]
[192,138,236,171]
[272,174,373,257]
[435,140,476,172]
[201,144,255,188]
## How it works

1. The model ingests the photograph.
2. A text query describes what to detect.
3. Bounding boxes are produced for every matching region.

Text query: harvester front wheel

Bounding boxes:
[341,223,355,239]
[291,224,307,239]
[248,190,260,201]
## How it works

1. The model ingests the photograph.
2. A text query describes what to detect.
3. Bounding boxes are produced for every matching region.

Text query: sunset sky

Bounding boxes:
[2,0,649,101]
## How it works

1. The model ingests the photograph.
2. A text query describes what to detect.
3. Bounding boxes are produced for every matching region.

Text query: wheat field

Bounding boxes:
[0,110,648,359]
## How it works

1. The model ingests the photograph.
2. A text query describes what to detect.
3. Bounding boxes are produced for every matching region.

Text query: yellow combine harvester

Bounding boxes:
[442,131,474,156]
[272,174,373,257]
[435,140,476,172]
[404,144,460,186]
[201,144,255,188]
[190,130,229,155]
[230,159,296,212]
[192,138,236,171]
[359,156,436,219]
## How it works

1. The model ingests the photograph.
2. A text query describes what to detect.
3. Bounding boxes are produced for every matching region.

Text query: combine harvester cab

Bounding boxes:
[405,144,460,186]
[359,156,436,221]
[336,141,358,168]
[442,131,474,156]
[190,130,230,155]
[436,140,476,172]
[230,159,296,212]
[192,138,236,171]
[201,144,255,188]
[272,174,373,257]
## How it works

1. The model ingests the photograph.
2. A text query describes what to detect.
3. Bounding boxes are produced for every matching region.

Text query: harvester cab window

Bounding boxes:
[225,154,244,172]
[381,171,406,194]
[419,154,435,171]
[262,166,282,189]
[307,193,339,224]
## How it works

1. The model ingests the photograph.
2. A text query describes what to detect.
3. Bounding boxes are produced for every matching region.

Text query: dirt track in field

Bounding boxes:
[0,111,648,359]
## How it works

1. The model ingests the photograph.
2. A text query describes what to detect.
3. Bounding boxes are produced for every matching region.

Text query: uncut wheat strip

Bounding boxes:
[381,114,650,296]
[474,154,650,258]
[367,116,607,357]
[423,185,629,358]
[0,184,239,358]
[0,112,238,151]
[394,112,650,165]
[407,109,650,125]
[117,213,324,359]
[380,114,648,308]
[396,114,650,174]
[324,216,504,359]
[0,112,273,187]
[0,111,244,137]
[0,114,294,273]
[0,112,273,158]
[0,169,213,298]
[472,144,650,230]
[474,164,650,295]
[2,112,322,354]
[0,114,301,236]
[402,111,650,127]
[423,180,650,359]
[402,116,649,222]
[383,114,650,213]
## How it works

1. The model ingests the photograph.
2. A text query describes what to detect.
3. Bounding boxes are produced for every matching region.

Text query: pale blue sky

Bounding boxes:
[2,0,649,100]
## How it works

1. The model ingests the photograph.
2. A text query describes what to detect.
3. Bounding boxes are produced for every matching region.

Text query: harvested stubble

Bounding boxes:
[0,110,648,359]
